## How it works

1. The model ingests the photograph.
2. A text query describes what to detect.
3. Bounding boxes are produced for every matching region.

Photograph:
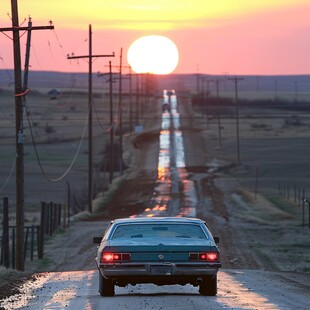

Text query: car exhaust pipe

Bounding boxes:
[196,278,203,285]
[112,278,118,285]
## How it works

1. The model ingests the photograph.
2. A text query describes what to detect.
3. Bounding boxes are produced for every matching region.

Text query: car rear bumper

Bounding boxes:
[99,262,221,278]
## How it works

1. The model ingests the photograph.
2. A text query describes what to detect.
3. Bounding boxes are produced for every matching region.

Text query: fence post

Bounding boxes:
[57,204,61,227]
[254,167,259,199]
[24,227,29,261]
[30,225,34,261]
[0,237,2,265]
[2,197,10,268]
[12,227,15,269]
[38,202,46,259]
[45,203,48,235]
[53,203,57,233]
[287,185,290,200]
[66,181,71,228]
[302,190,305,227]
[49,202,53,236]
[63,202,67,230]
[308,202,310,228]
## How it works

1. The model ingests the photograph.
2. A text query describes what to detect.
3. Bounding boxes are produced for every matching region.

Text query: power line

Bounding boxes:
[0,157,16,193]
[24,100,89,182]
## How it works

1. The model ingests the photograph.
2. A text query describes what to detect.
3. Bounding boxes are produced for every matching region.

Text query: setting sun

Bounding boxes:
[127,35,179,75]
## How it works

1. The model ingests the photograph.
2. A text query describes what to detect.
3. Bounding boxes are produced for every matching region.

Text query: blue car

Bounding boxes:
[93,217,221,296]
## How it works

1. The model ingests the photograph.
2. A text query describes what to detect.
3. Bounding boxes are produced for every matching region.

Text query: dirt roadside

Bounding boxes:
[1,94,310,302]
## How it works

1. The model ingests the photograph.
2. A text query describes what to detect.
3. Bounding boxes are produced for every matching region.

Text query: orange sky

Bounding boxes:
[1,1,310,75]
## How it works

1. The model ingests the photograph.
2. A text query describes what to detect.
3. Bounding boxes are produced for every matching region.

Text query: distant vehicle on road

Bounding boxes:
[162,89,174,112]
[162,102,171,112]
[93,217,221,297]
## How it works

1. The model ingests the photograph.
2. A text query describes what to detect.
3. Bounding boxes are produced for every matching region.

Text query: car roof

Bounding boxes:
[111,217,205,225]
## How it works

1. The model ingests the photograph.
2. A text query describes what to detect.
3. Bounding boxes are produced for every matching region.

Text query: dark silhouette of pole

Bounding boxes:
[109,61,115,183]
[23,18,32,92]
[2,197,9,268]
[136,73,140,125]
[129,66,133,132]
[196,64,200,93]
[12,2,24,271]
[118,48,123,175]
[97,65,117,183]
[228,76,244,164]
[77,24,94,215]
[88,25,93,214]
[223,72,229,90]
[209,78,222,146]
[274,79,278,100]
[105,64,132,129]
[215,79,222,146]
[67,25,114,213]
[0,4,54,271]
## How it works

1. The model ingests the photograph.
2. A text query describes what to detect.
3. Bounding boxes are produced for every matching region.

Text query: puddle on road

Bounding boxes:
[133,89,197,218]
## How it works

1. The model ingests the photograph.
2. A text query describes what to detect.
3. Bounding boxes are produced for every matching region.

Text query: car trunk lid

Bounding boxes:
[105,239,218,261]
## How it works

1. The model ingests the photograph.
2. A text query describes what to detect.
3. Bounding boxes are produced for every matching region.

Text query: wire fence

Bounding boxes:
[1,198,70,269]
[278,182,310,228]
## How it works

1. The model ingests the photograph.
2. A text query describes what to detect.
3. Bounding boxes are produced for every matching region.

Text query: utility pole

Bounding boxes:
[23,18,32,92]
[97,63,118,183]
[105,62,133,178]
[228,76,244,164]
[108,64,133,131]
[223,72,229,90]
[274,79,278,100]
[0,2,54,271]
[196,64,200,93]
[109,62,115,183]
[294,81,298,102]
[118,48,123,176]
[136,73,140,125]
[67,24,114,213]
[128,66,133,132]
[210,78,222,146]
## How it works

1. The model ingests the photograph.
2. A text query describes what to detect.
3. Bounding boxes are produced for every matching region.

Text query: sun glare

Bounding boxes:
[127,35,179,75]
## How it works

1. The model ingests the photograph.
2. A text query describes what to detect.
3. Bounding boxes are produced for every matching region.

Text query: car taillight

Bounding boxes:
[101,253,131,263]
[189,252,219,262]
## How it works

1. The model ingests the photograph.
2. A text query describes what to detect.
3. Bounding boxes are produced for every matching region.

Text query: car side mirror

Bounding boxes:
[93,237,102,244]
[213,237,220,244]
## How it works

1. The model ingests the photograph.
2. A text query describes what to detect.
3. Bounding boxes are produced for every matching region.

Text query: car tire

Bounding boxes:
[199,275,217,296]
[99,272,115,297]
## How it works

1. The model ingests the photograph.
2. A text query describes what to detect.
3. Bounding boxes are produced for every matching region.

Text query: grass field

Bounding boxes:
[1,72,310,222]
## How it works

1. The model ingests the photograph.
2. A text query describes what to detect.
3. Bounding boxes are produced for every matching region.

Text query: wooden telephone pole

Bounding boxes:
[228,76,244,164]
[209,78,223,146]
[108,51,133,177]
[67,24,114,213]
[118,48,123,176]
[0,1,54,271]
[98,62,116,183]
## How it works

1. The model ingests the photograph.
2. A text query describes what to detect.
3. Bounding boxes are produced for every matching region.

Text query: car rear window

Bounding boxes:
[111,223,208,240]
